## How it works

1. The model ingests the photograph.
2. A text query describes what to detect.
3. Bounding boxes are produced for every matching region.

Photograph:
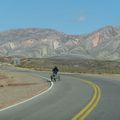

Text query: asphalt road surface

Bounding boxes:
[0,69,120,120]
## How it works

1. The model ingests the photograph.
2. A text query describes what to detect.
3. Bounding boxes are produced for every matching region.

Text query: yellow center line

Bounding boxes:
[72,80,101,120]
[72,84,97,120]
[79,84,101,120]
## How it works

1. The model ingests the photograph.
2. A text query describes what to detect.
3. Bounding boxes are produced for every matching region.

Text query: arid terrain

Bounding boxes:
[0,64,49,109]
[1,26,120,60]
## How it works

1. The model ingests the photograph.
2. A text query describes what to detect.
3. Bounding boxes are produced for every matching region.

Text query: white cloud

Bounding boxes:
[78,15,86,22]
[70,13,87,24]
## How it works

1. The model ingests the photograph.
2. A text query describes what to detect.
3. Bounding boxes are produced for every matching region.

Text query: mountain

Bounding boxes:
[0,26,120,60]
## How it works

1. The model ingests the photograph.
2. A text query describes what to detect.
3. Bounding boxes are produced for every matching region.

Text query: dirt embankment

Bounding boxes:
[0,68,49,109]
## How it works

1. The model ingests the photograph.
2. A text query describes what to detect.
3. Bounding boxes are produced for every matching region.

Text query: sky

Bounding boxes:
[0,0,120,34]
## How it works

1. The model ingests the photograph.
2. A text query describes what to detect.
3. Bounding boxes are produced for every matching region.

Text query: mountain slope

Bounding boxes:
[0,26,120,60]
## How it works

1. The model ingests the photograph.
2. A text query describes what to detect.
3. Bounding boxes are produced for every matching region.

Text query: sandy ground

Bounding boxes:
[0,66,49,109]
[80,73,120,80]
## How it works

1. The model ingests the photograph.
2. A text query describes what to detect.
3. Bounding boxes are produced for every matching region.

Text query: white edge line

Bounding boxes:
[0,76,53,112]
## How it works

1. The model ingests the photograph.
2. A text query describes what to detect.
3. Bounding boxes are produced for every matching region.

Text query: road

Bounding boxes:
[0,69,120,120]
[77,74,120,120]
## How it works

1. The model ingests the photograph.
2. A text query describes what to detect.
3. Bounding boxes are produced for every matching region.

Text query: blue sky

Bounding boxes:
[0,0,120,34]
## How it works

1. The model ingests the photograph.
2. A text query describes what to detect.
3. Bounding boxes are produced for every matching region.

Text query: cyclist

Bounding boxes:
[52,66,59,75]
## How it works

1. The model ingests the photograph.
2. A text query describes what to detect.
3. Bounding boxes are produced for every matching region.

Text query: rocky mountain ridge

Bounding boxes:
[0,26,120,60]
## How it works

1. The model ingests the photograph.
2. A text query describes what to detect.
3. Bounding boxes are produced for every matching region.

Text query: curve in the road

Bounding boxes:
[0,70,101,120]
[72,79,101,120]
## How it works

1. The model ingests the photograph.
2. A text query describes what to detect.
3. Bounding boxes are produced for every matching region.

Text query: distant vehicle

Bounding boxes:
[50,73,60,82]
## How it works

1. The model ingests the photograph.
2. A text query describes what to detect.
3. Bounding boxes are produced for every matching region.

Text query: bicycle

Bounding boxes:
[50,73,60,82]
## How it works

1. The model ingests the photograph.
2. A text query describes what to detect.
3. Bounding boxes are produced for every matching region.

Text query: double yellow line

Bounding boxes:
[72,80,101,120]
